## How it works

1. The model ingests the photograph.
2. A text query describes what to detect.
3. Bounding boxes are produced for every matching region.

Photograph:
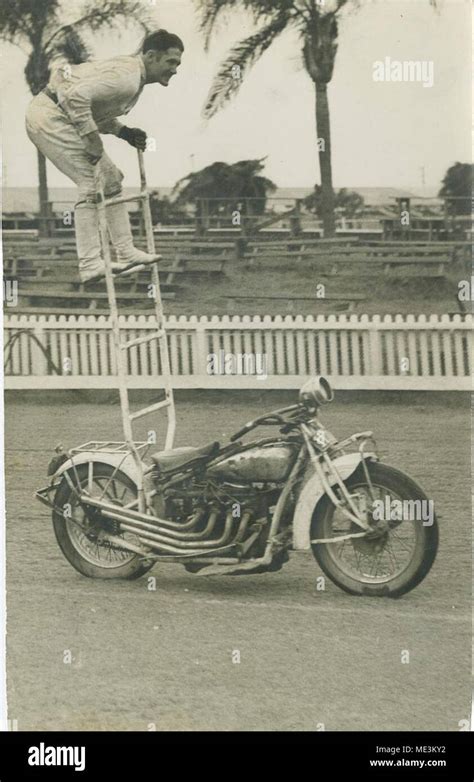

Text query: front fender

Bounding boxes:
[292,453,372,550]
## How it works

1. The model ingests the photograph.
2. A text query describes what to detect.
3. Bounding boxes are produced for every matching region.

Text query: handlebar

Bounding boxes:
[229,404,301,442]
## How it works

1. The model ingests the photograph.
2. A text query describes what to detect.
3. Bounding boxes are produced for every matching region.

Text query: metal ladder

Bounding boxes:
[94,150,176,498]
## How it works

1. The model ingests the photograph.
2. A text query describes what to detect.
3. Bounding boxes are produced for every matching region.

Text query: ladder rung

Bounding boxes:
[129,398,172,421]
[104,193,147,207]
[120,330,165,350]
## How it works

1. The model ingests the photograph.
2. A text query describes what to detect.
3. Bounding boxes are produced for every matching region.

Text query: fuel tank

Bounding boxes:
[207,440,298,483]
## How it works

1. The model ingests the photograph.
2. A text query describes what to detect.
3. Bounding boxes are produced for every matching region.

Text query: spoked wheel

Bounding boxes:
[311,462,438,597]
[52,463,154,579]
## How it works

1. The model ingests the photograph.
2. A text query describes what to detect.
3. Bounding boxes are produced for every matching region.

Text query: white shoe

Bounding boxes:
[114,254,163,274]
[79,260,123,283]
[106,201,161,266]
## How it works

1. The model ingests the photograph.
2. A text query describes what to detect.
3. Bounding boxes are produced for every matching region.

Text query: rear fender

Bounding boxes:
[292,453,373,550]
[53,452,143,490]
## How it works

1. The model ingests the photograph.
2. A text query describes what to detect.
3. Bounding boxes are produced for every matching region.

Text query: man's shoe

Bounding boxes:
[79,260,123,283]
[112,253,162,278]
[115,249,162,267]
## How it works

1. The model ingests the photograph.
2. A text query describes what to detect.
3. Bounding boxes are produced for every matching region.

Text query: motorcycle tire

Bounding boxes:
[310,461,439,597]
[52,463,154,580]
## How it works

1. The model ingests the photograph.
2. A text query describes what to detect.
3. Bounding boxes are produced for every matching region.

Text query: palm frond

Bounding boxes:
[70,0,154,32]
[196,0,236,50]
[49,26,91,64]
[196,0,295,50]
[44,0,154,53]
[202,12,291,119]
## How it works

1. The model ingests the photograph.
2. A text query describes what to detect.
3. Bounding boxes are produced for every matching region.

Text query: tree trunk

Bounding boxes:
[37,149,49,237]
[315,82,335,237]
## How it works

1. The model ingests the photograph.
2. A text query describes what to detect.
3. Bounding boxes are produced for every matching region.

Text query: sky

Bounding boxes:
[0,0,471,192]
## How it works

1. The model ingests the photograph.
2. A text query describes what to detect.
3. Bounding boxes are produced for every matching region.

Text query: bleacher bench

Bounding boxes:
[15,288,176,311]
[223,292,366,313]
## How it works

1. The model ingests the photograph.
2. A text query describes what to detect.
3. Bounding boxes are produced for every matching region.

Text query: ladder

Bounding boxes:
[94,149,176,502]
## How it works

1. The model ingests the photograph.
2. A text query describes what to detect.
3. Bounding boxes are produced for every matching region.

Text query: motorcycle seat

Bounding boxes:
[151,441,220,473]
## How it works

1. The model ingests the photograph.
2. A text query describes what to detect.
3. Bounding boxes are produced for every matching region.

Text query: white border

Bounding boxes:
[0,134,7,730]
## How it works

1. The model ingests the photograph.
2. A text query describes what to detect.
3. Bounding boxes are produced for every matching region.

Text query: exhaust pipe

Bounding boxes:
[80,495,204,532]
[112,507,219,542]
[135,537,236,557]
[119,510,235,550]
[234,510,251,543]
[100,532,153,558]
[80,495,253,556]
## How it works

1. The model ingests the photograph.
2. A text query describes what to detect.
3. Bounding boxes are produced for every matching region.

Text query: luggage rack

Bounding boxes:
[71,441,150,455]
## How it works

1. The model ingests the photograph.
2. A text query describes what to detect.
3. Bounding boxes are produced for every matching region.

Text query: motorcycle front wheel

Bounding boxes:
[52,463,154,580]
[310,462,438,597]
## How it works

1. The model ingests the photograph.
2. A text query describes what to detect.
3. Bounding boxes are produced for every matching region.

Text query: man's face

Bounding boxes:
[146,47,182,85]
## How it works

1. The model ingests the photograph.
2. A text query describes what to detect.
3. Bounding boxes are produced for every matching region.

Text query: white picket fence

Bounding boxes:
[3,313,472,390]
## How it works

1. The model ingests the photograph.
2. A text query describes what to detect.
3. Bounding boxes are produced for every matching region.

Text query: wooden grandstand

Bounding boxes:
[2,230,471,316]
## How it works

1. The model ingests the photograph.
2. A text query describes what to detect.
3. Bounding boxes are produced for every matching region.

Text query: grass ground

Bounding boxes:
[163,252,470,317]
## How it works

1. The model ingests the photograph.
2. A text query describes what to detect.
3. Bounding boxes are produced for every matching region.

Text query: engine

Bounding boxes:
[145,439,298,566]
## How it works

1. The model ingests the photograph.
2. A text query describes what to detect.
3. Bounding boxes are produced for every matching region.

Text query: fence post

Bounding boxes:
[368,315,383,376]
[290,200,302,236]
[31,316,49,375]
[194,317,209,377]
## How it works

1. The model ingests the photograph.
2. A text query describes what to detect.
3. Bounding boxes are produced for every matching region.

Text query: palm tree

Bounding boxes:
[194,0,439,237]
[0,0,152,233]
[439,162,472,216]
[305,185,364,218]
[173,158,276,233]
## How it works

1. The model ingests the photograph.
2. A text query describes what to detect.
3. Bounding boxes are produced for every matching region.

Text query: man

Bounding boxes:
[25,30,184,282]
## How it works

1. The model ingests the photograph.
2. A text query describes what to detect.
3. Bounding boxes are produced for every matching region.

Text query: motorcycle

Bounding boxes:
[36,377,438,597]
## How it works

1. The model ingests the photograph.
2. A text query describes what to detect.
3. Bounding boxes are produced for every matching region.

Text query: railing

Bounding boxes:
[3,314,472,390]
[3,195,471,239]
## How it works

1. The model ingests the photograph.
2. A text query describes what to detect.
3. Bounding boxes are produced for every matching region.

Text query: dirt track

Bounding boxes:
[4,391,471,731]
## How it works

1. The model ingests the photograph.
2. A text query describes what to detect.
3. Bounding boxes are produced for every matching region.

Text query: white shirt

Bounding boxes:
[48,55,147,137]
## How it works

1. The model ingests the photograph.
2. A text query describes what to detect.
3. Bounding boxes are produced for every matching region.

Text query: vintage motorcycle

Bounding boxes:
[36,377,438,597]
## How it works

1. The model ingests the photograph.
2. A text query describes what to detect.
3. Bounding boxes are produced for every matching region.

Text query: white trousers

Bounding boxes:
[25,91,133,267]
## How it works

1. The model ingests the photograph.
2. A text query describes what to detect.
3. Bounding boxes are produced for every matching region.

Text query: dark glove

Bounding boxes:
[118,126,147,151]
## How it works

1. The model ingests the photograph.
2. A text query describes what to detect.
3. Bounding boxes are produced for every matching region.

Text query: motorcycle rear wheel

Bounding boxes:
[310,462,438,597]
[52,463,154,580]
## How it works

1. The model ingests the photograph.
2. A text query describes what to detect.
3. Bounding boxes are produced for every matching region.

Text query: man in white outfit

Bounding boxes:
[25,30,184,282]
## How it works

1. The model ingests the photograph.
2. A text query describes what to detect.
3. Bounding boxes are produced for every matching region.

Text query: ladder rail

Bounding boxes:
[95,180,135,448]
[94,150,177,500]
[150,261,176,451]
[138,150,176,451]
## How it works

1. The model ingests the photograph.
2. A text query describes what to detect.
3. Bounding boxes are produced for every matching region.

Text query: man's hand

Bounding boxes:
[83,131,104,165]
[118,126,147,151]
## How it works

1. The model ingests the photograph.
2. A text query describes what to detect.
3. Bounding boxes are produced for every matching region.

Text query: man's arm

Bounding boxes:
[59,64,139,138]
[96,118,125,136]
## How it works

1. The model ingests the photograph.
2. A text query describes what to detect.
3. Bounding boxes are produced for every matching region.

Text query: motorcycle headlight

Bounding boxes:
[299,376,334,411]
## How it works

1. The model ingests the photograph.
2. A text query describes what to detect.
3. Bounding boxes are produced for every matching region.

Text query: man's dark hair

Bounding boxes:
[142,30,184,54]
